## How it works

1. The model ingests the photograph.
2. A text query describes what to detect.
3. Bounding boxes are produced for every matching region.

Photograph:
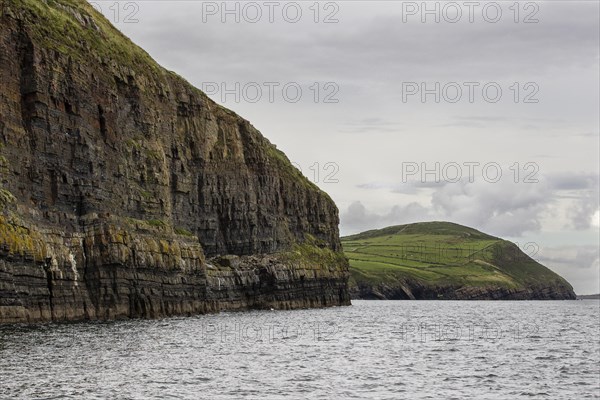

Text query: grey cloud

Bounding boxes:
[353,172,599,236]
[340,201,432,236]
[439,115,510,127]
[538,245,600,269]
[440,116,572,130]
[455,116,509,122]
[574,132,600,138]
[537,245,600,295]
[389,181,449,195]
[567,192,600,230]
[430,177,550,236]
[357,180,449,194]
[323,5,598,83]
[543,172,599,230]
[438,121,487,128]
[339,118,403,134]
[546,172,599,191]
[343,178,550,238]
[110,1,599,86]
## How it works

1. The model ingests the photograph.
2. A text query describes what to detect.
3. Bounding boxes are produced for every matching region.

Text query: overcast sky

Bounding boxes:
[90,0,599,294]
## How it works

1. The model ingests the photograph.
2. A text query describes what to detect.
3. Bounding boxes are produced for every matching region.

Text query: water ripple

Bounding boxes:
[1,300,599,399]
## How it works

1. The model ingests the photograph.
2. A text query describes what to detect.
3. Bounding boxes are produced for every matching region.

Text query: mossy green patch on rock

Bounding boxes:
[124,217,168,231]
[0,215,47,260]
[0,155,8,173]
[283,235,348,272]
[174,227,195,237]
[0,188,16,210]
[146,219,166,228]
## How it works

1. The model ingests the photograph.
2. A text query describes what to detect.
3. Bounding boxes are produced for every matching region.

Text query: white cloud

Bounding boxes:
[592,210,600,228]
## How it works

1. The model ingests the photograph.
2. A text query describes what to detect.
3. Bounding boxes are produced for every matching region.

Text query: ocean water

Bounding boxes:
[1,300,598,399]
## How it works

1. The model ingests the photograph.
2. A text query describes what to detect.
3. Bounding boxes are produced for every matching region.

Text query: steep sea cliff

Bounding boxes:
[0,0,349,323]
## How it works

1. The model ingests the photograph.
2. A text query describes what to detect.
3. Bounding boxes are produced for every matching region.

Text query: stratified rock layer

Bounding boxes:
[350,280,577,300]
[0,0,349,323]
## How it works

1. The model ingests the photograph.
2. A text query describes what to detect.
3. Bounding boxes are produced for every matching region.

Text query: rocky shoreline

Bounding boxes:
[350,280,577,300]
[0,214,350,324]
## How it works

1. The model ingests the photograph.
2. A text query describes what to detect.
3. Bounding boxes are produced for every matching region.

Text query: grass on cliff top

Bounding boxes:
[2,0,160,73]
[342,222,572,290]
[264,144,322,193]
[1,0,226,111]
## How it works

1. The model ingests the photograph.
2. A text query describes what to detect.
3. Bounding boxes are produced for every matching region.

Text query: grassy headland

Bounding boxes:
[342,222,575,299]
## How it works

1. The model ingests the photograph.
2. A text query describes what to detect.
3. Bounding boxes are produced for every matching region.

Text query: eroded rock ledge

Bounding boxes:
[350,280,577,301]
[0,211,349,324]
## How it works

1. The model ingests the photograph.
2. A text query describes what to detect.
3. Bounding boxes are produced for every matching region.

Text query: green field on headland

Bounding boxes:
[342,222,575,299]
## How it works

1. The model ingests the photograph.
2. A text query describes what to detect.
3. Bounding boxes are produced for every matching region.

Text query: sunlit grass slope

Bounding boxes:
[342,222,571,291]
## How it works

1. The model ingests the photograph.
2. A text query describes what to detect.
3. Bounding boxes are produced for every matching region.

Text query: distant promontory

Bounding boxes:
[343,222,576,300]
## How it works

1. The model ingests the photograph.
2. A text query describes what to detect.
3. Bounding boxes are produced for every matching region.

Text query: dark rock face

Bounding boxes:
[0,0,349,323]
[350,280,577,301]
